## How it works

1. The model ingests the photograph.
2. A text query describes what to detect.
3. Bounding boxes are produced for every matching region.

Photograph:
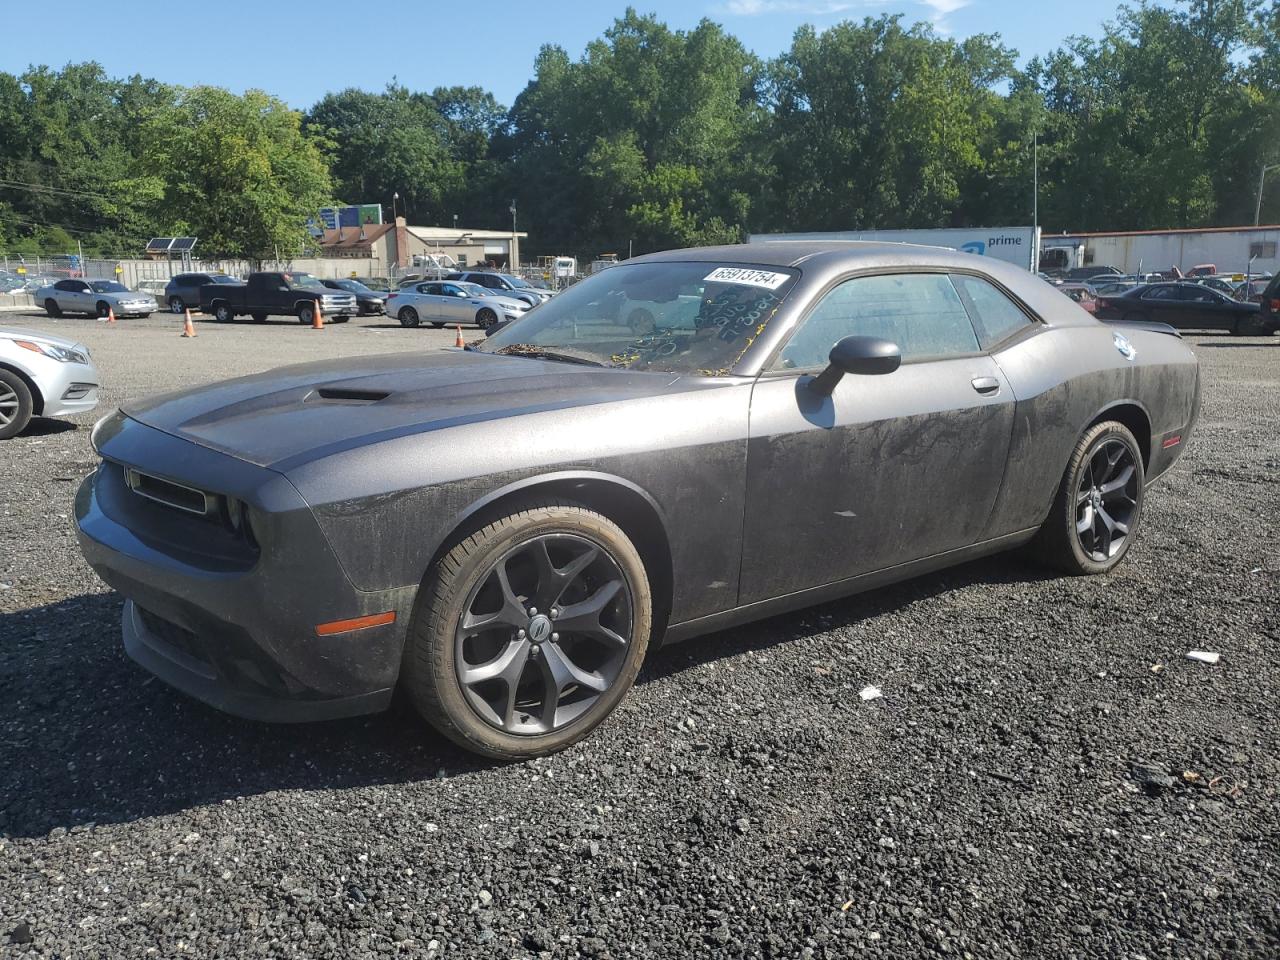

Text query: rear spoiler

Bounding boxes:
[1098,318,1181,338]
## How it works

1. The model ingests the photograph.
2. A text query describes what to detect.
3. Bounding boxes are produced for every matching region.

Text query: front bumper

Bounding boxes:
[28,354,101,419]
[74,414,415,722]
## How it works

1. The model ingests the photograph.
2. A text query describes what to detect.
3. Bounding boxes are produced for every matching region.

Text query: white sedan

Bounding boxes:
[35,279,157,318]
[387,281,529,331]
[0,327,101,439]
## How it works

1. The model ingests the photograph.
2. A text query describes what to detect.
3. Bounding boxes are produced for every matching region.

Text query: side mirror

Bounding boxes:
[809,336,901,396]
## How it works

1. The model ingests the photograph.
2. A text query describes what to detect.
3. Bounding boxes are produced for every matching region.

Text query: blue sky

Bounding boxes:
[4,0,1143,109]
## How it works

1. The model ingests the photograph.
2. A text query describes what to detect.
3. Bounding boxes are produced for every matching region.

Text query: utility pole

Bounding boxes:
[1255,163,1280,226]
[509,200,518,270]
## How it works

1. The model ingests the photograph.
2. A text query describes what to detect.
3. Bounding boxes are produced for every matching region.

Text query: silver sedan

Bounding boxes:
[0,326,101,439]
[36,279,157,318]
[388,280,529,330]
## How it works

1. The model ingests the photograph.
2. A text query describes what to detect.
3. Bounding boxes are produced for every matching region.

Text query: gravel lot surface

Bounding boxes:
[1,312,1277,958]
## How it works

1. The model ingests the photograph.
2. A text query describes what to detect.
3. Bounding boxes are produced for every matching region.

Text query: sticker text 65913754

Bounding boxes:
[703,267,791,290]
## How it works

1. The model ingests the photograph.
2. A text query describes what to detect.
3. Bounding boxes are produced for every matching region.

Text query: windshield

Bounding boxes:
[501,275,532,288]
[285,273,325,290]
[458,282,496,298]
[89,281,129,293]
[477,261,799,375]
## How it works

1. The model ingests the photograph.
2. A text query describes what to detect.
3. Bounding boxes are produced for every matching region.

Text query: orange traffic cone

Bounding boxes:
[312,299,324,330]
[106,306,117,325]
[181,309,196,338]
[454,324,465,348]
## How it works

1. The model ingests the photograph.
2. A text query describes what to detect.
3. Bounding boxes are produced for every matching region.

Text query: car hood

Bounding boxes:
[0,326,88,351]
[121,349,722,470]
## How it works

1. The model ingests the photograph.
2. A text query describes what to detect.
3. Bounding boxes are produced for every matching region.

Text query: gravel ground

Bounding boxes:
[1,312,1277,959]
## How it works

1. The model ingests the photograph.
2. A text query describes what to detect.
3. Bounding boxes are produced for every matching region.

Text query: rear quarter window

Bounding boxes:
[950,275,1037,349]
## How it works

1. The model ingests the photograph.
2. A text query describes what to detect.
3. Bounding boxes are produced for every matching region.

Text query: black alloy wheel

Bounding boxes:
[1034,420,1145,575]
[398,306,420,328]
[403,501,652,759]
[1074,437,1139,562]
[476,307,498,330]
[455,534,633,735]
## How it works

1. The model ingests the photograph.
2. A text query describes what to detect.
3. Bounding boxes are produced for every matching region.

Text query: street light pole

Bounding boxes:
[392,191,400,222]
[1255,164,1280,226]
[509,200,518,270]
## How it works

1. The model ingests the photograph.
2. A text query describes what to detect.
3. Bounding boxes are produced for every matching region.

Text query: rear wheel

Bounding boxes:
[398,306,420,328]
[476,307,498,330]
[1234,314,1267,336]
[0,369,34,440]
[213,302,235,323]
[44,298,61,318]
[402,501,652,759]
[1034,420,1145,575]
[168,296,184,314]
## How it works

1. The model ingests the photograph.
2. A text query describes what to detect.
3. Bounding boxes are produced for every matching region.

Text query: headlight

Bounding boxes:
[12,339,88,364]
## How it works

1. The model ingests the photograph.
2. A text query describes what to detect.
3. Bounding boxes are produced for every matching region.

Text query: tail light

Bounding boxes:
[387,293,398,300]
[1270,298,1279,312]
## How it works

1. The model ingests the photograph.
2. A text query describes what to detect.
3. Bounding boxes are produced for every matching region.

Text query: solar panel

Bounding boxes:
[170,237,198,251]
[146,237,174,252]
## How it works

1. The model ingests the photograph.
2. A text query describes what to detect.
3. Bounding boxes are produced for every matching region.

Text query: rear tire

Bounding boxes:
[1234,315,1266,336]
[402,500,652,759]
[1033,420,1145,576]
[169,296,184,314]
[213,302,235,323]
[44,298,61,318]
[0,369,34,440]
[398,307,420,328]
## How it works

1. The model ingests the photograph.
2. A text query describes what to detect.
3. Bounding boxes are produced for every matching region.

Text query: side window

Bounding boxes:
[55,280,73,291]
[1143,286,1178,301]
[1179,286,1216,303]
[950,275,1036,349]
[776,273,979,369]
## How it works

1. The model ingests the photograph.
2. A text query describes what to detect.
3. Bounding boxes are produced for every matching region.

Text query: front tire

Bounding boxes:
[0,369,34,440]
[476,307,498,331]
[1034,421,1145,575]
[95,301,111,318]
[398,306,420,328]
[402,501,652,759]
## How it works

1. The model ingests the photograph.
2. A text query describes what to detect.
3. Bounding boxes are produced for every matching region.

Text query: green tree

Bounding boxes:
[144,86,332,261]
[306,85,461,223]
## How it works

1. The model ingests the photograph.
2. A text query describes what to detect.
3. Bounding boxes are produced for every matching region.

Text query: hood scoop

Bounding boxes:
[309,386,391,404]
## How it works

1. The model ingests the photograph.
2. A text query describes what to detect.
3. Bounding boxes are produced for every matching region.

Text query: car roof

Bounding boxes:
[628,239,1017,271]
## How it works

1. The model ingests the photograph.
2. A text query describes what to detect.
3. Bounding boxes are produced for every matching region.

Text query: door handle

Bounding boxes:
[971,377,1000,396]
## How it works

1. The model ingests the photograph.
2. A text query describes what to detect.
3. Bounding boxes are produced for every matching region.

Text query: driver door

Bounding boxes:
[740,272,1017,603]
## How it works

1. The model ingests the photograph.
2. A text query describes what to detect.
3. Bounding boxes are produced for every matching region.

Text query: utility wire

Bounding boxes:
[0,177,119,203]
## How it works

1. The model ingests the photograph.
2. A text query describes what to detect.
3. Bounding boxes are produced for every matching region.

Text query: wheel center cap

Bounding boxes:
[527,614,553,644]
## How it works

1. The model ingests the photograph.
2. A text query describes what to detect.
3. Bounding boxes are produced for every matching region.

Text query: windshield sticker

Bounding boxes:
[703,267,791,290]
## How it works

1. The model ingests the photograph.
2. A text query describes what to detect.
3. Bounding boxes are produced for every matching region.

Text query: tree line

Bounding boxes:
[0,0,1276,263]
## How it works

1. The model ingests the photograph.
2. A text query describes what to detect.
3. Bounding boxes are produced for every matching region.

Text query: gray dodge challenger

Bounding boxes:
[75,242,1200,758]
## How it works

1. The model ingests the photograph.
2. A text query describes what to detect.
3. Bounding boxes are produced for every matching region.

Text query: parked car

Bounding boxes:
[135,279,170,303]
[1189,275,1242,295]
[320,279,386,315]
[1094,282,1273,334]
[37,279,156,318]
[0,326,101,439]
[0,272,27,294]
[1186,263,1217,277]
[1065,265,1121,282]
[1232,278,1271,304]
[199,272,356,324]
[388,280,527,329]
[1258,274,1280,327]
[164,273,240,313]
[1057,283,1098,313]
[445,271,553,307]
[75,241,1201,759]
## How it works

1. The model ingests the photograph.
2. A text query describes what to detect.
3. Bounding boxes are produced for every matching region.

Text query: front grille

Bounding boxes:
[124,468,211,516]
[137,606,212,671]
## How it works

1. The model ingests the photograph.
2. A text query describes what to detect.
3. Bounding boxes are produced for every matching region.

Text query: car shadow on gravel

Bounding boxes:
[642,551,1057,683]
[0,553,1053,839]
[19,418,78,438]
[0,593,485,839]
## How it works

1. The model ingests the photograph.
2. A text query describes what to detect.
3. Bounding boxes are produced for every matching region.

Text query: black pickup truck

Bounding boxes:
[200,272,358,324]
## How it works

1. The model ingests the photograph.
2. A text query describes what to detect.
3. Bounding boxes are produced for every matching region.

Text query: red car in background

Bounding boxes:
[1058,283,1098,313]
